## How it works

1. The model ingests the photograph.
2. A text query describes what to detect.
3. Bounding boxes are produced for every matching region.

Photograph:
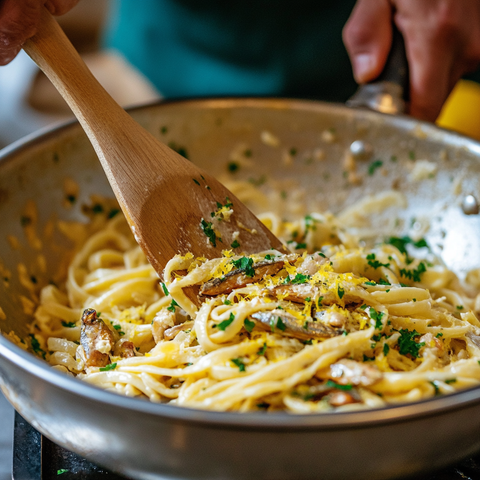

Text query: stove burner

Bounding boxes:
[12,413,128,479]
[11,412,480,480]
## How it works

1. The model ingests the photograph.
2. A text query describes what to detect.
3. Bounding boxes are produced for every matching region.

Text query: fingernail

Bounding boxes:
[353,54,375,83]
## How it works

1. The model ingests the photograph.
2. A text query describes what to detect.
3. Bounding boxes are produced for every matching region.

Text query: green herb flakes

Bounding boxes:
[230,239,240,249]
[200,219,221,247]
[383,343,390,356]
[337,285,345,299]
[167,299,179,312]
[231,357,246,372]
[228,162,239,173]
[257,342,267,356]
[61,321,76,328]
[218,313,235,331]
[290,273,310,284]
[232,256,255,277]
[368,159,383,175]
[57,469,69,476]
[244,318,255,333]
[398,329,425,358]
[99,363,117,372]
[325,380,353,391]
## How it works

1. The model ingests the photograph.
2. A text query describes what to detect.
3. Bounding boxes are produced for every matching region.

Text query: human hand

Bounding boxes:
[0,0,79,66]
[343,0,480,122]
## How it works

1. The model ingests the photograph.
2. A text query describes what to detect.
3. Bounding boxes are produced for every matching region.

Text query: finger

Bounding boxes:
[343,0,393,84]
[45,0,80,16]
[394,11,455,121]
[0,0,42,65]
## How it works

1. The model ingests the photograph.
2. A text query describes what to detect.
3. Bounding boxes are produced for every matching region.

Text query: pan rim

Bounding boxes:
[2,96,480,431]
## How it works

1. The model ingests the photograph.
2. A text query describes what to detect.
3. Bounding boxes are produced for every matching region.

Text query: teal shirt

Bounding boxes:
[104,0,357,101]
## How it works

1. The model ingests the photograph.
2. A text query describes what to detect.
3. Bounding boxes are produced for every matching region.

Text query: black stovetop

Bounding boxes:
[12,412,480,480]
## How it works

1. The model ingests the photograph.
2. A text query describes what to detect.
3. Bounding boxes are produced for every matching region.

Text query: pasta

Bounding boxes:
[27,186,480,413]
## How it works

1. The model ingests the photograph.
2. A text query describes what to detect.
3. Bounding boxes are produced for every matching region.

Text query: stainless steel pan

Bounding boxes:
[1,98,480,480]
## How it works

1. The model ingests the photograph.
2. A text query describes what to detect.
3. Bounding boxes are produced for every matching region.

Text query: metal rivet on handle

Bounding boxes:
[462,194,479,215]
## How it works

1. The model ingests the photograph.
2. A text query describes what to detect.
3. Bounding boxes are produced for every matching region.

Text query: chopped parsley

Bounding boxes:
[57,470,69,476]
[386,236,429,256]
[456,305,464,310]
[167,299,179,312]
[257,342,267,355]
[161,282,170,296]
[29,334,45,359]
[61,321,77,328]
[264,254,274,261]
[228,162,239,172]
[272,317,287,332]
[368,159,383,175]
[200,219,221,247]
[99,363,117,372]
[232,256,255,277]
[337,285,345,299]
[317,296,324,307]
[363,354,375,362]
[383,343,390,356]
[167,141,189,159]
[217,313,236,331]
[325,380,352,390]
[400,262,427,283]
[230,239,240,248]
[369,308,384,329]
[290,273,310,284]
[445,378,457,384]
[224,299,232,305]
[398,329,425,358]
[108,208,120,219]
[436,332,443,338]
[430,381,440,395]
[231,357,246,372]
[92,204,104,214]
[295,242,307,250]
[244,318,255,333]
[378,278,391,286]
[364,281,376,286]
[366,253,390,269]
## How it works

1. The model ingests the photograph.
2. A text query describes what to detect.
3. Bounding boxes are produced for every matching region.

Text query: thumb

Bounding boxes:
[343,0,393,83]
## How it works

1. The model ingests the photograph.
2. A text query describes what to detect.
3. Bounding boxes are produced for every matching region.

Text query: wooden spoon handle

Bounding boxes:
[23,9,127,138]
[22,9,174,204]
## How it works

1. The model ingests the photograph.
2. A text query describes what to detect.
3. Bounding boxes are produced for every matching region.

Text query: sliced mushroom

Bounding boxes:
[80,308,114,368]
[200,255,298,296]
[164,321,195,341]
[250,309,340,340]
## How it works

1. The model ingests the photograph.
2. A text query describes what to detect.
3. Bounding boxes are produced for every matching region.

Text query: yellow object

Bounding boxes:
[437,79,480,140]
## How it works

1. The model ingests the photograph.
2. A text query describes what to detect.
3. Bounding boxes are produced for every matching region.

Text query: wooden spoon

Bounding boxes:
[23,10,284,276]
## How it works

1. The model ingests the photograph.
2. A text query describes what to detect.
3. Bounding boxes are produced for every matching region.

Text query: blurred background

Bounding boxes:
[0,0,160,149]
[1,0,480,151]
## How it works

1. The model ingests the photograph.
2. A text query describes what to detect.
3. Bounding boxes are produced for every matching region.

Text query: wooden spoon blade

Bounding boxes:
[23,9,286,279]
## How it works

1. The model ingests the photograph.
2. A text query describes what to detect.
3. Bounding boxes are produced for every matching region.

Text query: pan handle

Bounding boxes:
[346,25,409,114]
